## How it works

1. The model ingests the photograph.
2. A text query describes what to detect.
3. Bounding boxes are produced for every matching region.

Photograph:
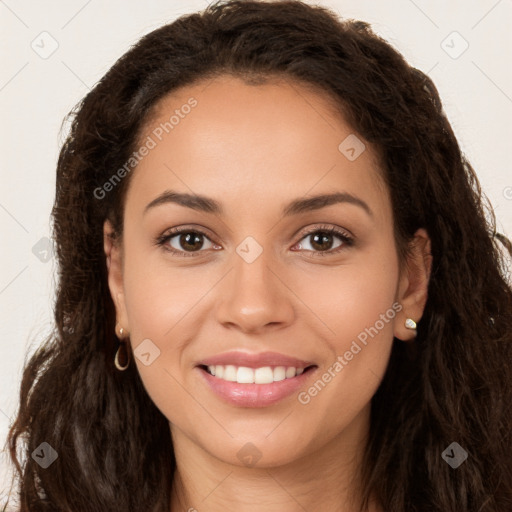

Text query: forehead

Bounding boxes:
[125,75,389,220]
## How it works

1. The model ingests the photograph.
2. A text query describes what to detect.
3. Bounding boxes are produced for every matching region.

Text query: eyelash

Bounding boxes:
[153,224,354,258]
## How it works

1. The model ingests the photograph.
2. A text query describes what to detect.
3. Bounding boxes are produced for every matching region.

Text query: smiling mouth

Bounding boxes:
[198,364,317,384]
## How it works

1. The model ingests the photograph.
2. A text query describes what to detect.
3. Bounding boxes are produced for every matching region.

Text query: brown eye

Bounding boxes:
[293,226,354,256]
[155,228,218,257]
[306,231,338,251]
[173,232,206,252]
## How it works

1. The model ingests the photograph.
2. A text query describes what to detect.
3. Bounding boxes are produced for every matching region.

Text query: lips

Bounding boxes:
[198,365,317,406]
[195,351,318,407]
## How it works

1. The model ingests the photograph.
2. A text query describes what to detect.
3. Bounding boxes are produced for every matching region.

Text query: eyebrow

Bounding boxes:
[143,190,373,218]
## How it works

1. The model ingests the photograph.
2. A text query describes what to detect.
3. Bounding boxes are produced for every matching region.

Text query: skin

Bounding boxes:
[104,75,432,511]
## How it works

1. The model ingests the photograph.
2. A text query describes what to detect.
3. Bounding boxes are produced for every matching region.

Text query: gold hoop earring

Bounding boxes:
[114,342,131,371]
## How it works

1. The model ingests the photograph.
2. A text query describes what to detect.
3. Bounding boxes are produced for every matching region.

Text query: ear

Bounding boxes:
[104,219,130,333]
[394,228,432,341]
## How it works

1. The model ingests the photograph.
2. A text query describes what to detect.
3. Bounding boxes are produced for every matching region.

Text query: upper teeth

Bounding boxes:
[207,365,305,384]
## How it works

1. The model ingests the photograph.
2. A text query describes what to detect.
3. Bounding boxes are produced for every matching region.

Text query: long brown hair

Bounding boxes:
[4,1,512,510]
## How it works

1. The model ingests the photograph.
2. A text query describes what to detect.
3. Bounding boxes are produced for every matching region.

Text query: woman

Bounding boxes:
[5,1,512,510]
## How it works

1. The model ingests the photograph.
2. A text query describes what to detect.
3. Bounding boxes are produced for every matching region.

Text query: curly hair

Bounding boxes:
[4,1,512,510]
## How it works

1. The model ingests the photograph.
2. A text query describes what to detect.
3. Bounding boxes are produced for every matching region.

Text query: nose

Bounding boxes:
[215,249,295,334]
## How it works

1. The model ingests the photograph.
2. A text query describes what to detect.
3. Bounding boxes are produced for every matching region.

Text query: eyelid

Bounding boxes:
[296,223,353,242]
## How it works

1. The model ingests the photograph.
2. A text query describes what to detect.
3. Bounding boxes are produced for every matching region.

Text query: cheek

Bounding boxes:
[296,246,400,345]
[121,250,223,417]
[122,243,211,339]
[293,245,399,411]
[122,257,198,420]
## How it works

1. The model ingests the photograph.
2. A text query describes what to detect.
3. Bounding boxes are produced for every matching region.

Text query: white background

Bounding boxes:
[1,0,511,503]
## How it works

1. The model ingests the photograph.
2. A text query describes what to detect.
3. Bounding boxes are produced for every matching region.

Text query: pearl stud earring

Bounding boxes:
[405,318,417,330]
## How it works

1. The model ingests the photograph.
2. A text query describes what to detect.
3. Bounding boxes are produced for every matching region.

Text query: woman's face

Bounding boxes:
[105,75,429,468]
